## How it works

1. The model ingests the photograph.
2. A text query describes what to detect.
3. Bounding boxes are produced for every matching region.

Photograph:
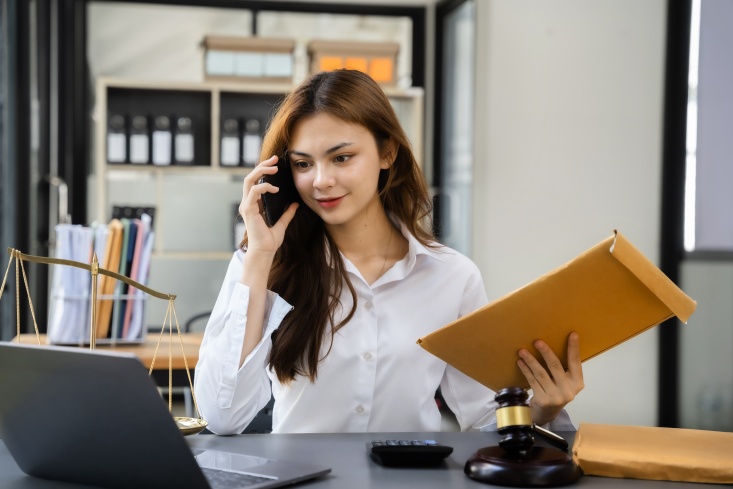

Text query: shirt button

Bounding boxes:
[364,301,373,310]
[356,405,365,414]
[363,352,372,361]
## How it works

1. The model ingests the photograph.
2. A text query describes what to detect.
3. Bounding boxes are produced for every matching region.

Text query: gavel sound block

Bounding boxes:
[465,387,581,487]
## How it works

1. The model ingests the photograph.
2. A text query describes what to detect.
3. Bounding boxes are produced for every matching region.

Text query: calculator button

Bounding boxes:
[411,440,426,445]
[386,440,398,446]
[398,440,411,445]
[372,441,385,446]
[424,440,437,445]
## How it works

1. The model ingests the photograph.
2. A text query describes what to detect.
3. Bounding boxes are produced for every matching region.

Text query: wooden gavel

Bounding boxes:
[464,387,581,487]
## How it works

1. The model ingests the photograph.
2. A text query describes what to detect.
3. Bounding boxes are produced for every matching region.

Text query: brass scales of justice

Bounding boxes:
[0,247,208,436]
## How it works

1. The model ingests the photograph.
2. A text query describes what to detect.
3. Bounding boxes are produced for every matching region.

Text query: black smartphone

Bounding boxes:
[258,155,299,227]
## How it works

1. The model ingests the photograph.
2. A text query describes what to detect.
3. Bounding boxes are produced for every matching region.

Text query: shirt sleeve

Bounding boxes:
[438,261,575,432]
[439,263,499,431]
[193,251,292,435]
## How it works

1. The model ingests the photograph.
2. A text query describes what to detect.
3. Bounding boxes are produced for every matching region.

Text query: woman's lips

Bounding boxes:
[316,196,344,209]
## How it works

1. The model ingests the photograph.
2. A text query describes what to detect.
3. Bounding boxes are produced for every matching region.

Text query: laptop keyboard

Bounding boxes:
[200,467,274,489]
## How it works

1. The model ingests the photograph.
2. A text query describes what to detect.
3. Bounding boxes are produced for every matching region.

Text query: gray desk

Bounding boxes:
[0,431,720,488]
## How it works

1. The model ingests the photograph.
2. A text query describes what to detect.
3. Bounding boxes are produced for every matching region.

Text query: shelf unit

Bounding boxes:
[92,77,424,325]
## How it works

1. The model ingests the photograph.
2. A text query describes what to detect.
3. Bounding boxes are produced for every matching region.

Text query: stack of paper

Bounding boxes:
[47,224,94,344]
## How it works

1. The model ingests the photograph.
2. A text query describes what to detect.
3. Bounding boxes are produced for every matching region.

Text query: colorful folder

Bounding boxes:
[96,219,123,338]
[122,218,146,339]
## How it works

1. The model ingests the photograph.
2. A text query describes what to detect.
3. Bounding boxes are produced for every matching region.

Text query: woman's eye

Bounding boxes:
[334,154,352,163]
[293,161,310,170]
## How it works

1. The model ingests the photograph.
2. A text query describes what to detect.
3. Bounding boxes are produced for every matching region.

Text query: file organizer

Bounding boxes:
[0,247,208,436]
[47,291,148,345]
[47,221,154,345]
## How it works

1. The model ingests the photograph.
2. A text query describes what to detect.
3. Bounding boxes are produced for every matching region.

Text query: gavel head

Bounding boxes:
[495,387,535,456]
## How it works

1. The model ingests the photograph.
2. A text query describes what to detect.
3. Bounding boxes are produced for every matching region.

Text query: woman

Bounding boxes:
[194,69,584,435]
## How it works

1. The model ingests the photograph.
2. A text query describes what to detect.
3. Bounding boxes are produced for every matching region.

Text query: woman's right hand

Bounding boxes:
[239,155,299,254]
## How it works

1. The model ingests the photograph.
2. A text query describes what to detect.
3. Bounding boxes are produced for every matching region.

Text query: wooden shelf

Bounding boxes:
[151,251,235,260]
[92,77,423,324]
[105,165,253,175]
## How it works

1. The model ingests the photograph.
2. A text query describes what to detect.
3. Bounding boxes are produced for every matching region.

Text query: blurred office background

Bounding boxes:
[1,0,731,432]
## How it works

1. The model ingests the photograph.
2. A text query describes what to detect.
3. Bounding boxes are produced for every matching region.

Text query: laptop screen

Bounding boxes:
[0,343,329,489]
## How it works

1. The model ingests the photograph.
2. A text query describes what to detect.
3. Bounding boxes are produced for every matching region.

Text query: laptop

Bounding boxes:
[0,342,330,489]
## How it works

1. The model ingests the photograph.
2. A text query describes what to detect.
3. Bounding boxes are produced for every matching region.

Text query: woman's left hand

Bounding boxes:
[517,332,584,426]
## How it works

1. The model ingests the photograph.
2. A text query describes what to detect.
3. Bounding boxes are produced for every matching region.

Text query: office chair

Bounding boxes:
[183,311,212,333]
[147,310,211,335]
[243,395,275,434]
[197,394,275,435]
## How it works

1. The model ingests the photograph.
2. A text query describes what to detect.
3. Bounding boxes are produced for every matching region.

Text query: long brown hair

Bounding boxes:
[244,69,434,383]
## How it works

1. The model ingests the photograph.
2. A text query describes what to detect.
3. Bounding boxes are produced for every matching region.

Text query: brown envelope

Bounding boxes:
[417,230,696,391]
[572,423,733,484]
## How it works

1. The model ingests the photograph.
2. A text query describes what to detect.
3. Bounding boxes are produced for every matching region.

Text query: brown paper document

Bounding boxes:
[573,423,733,484]
[417,230,696,391]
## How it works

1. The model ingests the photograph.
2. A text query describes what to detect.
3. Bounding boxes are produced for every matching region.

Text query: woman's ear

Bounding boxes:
[380,138,399,169]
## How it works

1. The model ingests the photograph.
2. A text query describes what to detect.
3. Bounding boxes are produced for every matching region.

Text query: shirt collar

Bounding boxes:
[365,213,445,288]
[389,213,446,266]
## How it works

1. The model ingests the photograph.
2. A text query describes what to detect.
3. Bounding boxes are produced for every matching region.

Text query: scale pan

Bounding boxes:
[175,416,208,436]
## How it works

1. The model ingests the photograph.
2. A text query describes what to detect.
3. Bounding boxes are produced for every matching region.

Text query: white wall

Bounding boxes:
[87,4,254,82]
[472,0,668,426]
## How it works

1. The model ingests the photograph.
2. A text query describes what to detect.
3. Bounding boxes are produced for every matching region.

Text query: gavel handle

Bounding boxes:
[532,424,569,451]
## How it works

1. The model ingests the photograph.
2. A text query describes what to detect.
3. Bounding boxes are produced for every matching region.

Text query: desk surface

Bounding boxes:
[0,432,719,488]
[13,332,203,370]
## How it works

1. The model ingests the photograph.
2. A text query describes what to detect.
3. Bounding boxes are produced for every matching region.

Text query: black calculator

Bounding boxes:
[366,439,453,467]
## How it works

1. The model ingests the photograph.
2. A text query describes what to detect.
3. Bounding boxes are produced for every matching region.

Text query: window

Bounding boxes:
[436,0,475,255]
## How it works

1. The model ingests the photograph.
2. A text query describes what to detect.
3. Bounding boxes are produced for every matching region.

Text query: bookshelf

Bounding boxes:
[92,77,424,326]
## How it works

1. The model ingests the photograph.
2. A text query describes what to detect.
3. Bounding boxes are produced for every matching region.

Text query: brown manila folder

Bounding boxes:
[417,230,697,392]
[572,423,733,484]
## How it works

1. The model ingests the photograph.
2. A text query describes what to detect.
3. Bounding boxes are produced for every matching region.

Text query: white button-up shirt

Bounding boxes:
[194,224,573,434]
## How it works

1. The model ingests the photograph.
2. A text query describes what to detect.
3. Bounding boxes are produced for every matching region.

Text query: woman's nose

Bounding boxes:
[313,163,335,189]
